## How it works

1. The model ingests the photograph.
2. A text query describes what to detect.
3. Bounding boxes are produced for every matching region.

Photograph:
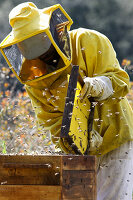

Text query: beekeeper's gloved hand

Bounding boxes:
[81,76,114,101]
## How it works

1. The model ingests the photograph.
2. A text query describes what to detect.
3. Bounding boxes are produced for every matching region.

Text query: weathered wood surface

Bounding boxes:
[62,155,96,170]
[0,155,97,200]
[0,185,61,200]
[0,155,60,185]
[61,155,97,200]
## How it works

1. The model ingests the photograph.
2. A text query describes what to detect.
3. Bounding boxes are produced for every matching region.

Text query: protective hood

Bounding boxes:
[0,3,73,84]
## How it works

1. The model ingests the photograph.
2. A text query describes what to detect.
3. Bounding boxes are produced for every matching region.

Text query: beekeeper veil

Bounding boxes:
[0,2,73,84]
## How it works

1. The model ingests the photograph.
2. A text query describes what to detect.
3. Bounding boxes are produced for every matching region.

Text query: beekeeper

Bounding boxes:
[0,2,133,200]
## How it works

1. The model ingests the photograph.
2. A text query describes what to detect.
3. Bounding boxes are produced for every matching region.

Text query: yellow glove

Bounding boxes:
[81,76,114,101]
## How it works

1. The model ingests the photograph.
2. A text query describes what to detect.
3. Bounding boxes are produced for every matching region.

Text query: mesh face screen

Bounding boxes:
[2,39,66,83]
[50,8,69,28]
[50,8,71,60]
[3,44,23,75]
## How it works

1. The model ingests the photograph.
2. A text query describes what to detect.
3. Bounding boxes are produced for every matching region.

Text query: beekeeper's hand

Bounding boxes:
[81,76,114,101]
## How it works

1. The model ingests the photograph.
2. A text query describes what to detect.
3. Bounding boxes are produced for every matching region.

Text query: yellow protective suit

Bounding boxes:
[1,3,132,155]
[22,28,133,156]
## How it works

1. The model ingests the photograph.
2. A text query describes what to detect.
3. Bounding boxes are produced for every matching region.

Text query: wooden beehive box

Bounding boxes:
[0,155,97,200]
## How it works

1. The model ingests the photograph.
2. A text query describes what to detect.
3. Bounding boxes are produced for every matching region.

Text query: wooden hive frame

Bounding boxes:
[0,155,97,200]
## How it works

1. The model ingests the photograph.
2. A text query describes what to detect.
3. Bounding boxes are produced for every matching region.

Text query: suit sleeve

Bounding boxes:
[75,28,129,104]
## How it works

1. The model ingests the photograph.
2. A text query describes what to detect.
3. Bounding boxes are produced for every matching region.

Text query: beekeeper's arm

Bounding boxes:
[74,29,129,103]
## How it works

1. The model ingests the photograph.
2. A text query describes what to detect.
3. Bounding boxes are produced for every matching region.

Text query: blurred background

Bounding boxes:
[0,0,133,154]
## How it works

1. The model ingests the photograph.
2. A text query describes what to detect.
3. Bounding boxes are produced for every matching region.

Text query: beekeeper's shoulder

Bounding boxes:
[69,28,110,44]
